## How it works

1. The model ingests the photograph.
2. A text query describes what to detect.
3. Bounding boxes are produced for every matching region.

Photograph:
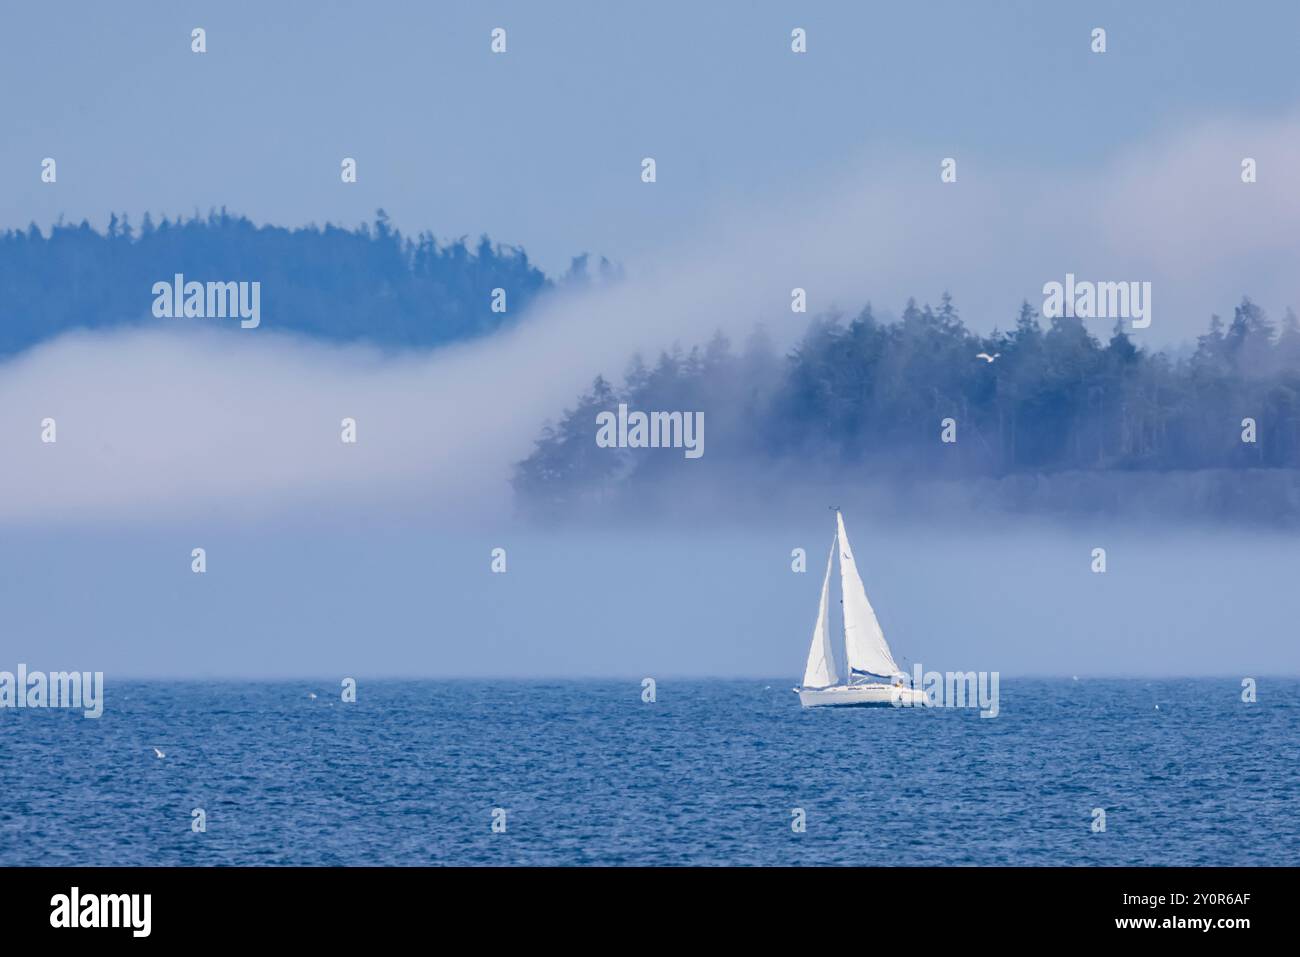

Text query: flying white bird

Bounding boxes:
[153,748,165,759]
[308,692,317,700]
[976,352,1001,363]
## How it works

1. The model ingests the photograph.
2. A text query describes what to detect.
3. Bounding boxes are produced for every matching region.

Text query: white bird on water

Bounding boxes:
[976,352,1001,363]
[308,692,317,700]
[153,748,165,759]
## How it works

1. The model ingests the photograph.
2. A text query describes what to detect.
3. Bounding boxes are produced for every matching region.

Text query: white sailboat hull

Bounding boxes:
[796,684,929,709]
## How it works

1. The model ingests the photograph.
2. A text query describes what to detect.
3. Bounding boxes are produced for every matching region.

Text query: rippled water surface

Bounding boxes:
[2,678,1297,865]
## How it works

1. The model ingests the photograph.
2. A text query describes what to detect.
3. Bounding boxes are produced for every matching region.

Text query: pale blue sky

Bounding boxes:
[3,0,1298,276]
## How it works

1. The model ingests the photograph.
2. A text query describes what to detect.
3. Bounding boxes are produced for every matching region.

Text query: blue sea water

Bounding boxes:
[1,678,1297,866]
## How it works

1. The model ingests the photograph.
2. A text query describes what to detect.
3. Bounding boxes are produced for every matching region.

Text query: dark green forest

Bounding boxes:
[514,294,1300,513]
[0,209,606,355]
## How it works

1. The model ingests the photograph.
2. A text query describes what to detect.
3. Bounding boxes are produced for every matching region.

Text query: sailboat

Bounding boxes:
[795,510,928,708]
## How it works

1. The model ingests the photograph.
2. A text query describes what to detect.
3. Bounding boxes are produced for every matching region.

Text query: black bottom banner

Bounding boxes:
[0,866,1282,942]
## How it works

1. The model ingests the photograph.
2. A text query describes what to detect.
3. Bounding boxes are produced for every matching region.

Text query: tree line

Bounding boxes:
[0,209,599,356]
[513,294,1300,512]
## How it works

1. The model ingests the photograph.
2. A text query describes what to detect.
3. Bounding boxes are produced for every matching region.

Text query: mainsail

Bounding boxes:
[800,536,839,689]
[835,511,903,679]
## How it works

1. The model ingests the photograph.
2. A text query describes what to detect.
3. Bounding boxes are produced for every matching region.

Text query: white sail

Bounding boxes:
[800,535,839,689]
[836,511,903,679]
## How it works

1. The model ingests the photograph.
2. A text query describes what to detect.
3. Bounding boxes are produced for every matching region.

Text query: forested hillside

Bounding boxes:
[0,209,570,355]
[514,295,1300,517]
